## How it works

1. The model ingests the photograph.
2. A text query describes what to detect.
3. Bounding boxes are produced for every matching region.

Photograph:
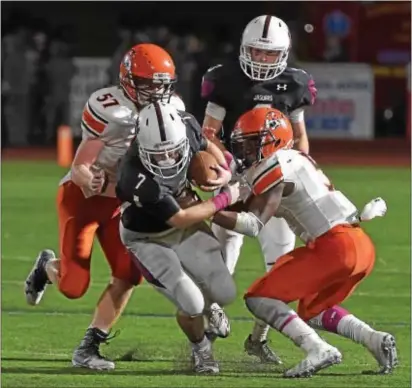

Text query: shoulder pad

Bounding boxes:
[285,67,317,108]
[287,67,311,80]
[247,153,284,196]
[88,87,136,127]
[170,94,186,111]
[201,64,225,98]
[204,64,224,79]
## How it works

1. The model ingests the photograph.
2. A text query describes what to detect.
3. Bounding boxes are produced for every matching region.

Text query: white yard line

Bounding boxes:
[2,254,410,275]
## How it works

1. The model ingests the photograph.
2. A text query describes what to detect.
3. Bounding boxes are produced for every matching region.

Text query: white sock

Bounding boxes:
[192,335,210,350]
[88,325,108,335]
[308,306,375,345]
[246,296,324,352]
[281,315,324,352]
[337,315,375,345]
[251,319,270,342]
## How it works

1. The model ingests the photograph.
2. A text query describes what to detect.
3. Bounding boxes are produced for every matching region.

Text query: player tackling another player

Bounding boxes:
[24,43,187,370]
[212,106,398,377]
[22,13,398,378]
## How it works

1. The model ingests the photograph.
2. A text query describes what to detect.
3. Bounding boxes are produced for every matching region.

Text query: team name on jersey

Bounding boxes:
[253,94,273,102]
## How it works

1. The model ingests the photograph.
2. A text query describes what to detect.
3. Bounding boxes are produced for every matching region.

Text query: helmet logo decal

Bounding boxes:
[123,54,132,72]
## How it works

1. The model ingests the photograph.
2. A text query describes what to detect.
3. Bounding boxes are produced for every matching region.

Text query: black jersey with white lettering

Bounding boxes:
[201,61,317,150]
[116,111,207,233]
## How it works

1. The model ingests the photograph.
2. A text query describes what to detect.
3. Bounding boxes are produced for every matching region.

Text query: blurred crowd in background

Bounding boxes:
[1,1,410,148]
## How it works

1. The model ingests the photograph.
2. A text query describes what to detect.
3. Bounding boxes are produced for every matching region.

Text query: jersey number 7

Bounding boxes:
[133,173,146,206]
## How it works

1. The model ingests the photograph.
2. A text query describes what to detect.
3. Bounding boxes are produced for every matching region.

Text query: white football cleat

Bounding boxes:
[284,344,342,378]
[206,304,230,339]
[364,331,398,374]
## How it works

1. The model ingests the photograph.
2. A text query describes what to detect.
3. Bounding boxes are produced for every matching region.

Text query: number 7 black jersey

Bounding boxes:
[116,111,207,233]
[201,61,317,150]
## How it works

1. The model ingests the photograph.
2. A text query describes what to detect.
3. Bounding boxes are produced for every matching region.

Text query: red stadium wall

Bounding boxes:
[2,139,410,167]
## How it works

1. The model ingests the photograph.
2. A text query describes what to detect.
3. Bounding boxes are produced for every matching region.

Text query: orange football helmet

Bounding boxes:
[231,107,294,167]
[119,43,176,106]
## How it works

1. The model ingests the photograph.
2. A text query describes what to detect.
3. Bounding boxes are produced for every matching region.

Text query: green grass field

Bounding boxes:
[1,161,411,387]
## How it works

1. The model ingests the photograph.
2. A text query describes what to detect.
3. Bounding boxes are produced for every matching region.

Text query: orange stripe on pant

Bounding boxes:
[245,224,375,321]
[56,181,142,299]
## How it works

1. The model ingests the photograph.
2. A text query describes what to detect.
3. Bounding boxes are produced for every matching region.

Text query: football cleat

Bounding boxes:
[191,339,219,374]
[25,249,54,305]
[284,344,342,378]
[72,328,115,371]
[206,304,230,339]
[364,331,398,374]
[244,335,283,364]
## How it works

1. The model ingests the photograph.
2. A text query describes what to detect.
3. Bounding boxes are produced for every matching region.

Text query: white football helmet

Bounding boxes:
[136,102,190,179]
[239,15,291,81]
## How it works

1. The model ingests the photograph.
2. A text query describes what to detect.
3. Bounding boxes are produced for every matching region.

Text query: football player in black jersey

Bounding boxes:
[200,15,318,364]
[116,102,241,374]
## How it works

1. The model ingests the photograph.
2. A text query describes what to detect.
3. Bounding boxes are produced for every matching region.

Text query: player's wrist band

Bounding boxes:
[221,151,234,171]
[212,192,231,211]
[223,151,233,165]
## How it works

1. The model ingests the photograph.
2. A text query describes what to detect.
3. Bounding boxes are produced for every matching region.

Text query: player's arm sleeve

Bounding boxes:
[295,71,317,110]
[201,65,227,120]
[251,158,284,196]
[80,98,110,139]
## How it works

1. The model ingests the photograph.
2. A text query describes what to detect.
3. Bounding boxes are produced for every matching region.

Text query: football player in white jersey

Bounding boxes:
[201,15,314,363]
[24,43,186,370]
[212,107,398,377]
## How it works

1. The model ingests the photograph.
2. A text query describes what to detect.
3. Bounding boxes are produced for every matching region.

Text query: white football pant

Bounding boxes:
[120,223,236,316]
[211,217,295,274]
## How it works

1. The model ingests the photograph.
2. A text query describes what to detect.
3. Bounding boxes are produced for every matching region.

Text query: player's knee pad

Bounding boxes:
[245,296,290,327]
[211,223,244,275]
[173,276,205,316]
[208,270,237,307]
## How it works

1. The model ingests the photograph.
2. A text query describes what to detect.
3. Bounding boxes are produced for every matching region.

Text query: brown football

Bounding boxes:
[188,151,219,187]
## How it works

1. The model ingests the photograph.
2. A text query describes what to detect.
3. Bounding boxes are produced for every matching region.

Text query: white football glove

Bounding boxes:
[359,197,387,222]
